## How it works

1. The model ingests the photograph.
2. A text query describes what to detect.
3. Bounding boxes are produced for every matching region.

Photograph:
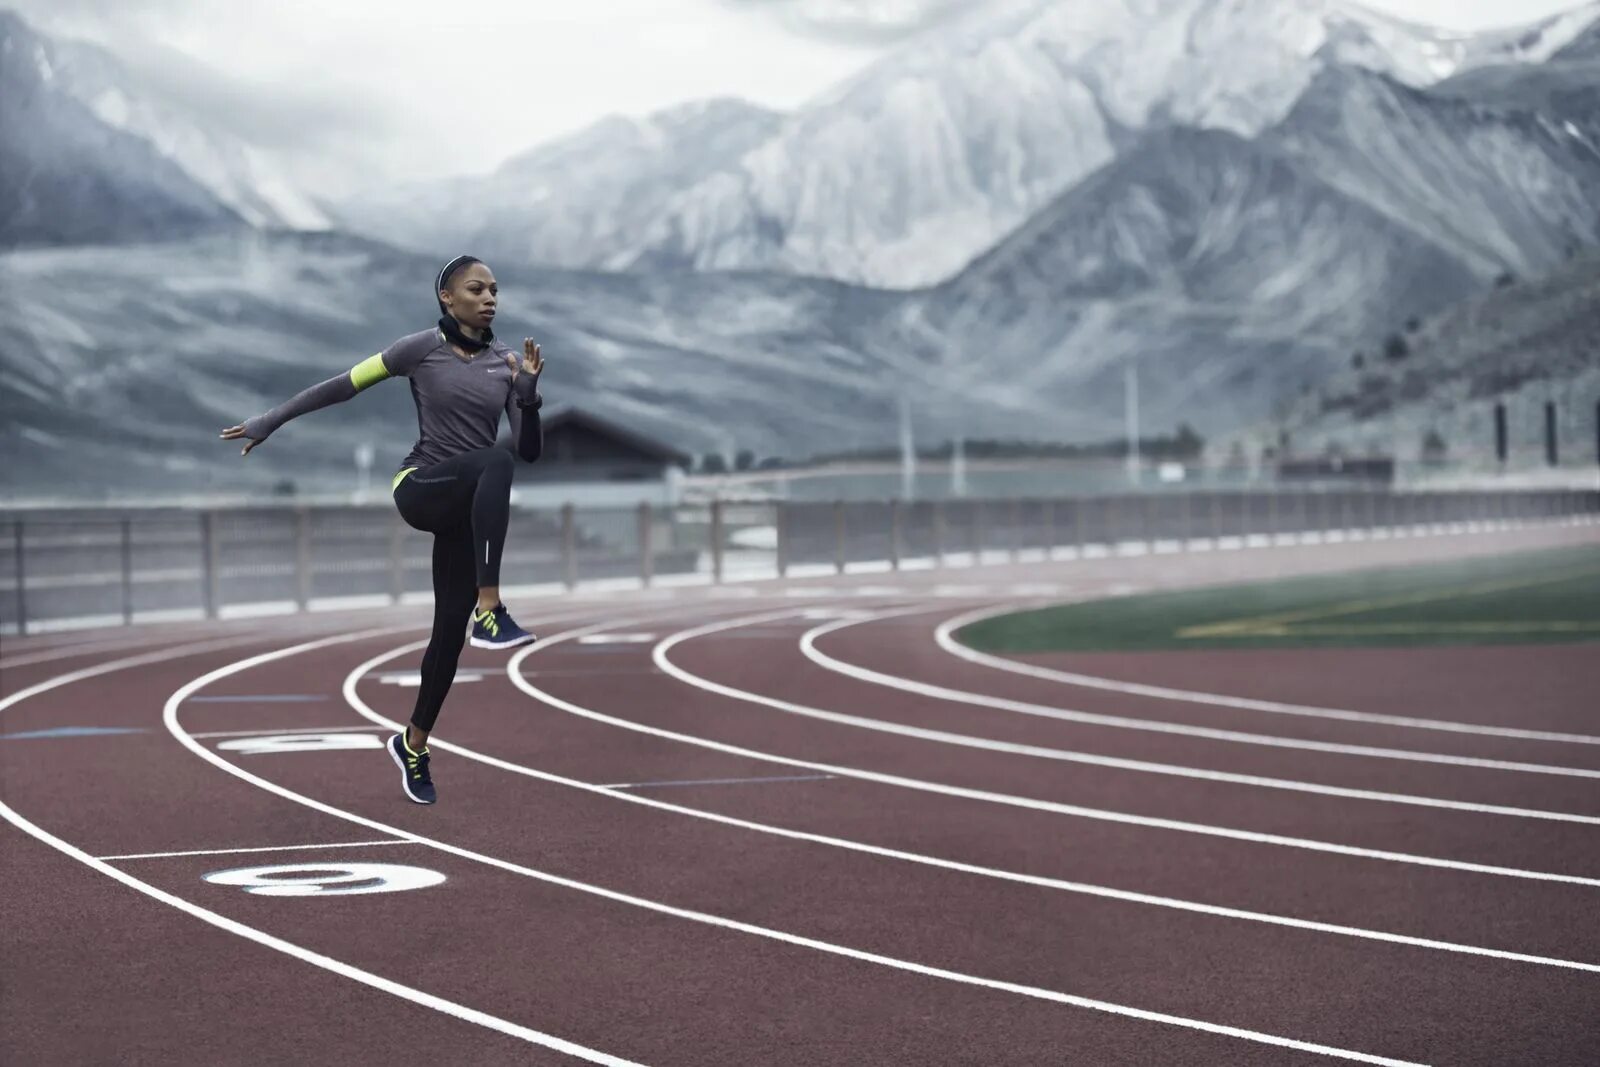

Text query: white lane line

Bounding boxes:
[344,628,1600,973]
[162,635,1428,1067]
[378,671,484,687]
[603,775,839,790]
[657,610,1600,825]
[799,613,1600,780]
[100,839,409,861]
[933,604,1600,746]
[0,615,648,1067]
[188,725,388,739]
[189,694,328,703]
[530,608,1600,885]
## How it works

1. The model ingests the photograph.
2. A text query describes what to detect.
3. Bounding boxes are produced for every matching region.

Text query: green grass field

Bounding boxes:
[957,544,1600,653]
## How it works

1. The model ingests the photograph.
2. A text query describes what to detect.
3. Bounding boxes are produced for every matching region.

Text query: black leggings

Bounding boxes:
[392,447,514,733]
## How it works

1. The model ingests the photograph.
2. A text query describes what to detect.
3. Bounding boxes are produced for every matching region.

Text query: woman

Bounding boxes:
[221,255,543,805]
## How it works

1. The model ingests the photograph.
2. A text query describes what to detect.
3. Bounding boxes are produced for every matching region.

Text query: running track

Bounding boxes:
[3,521,1598,1066]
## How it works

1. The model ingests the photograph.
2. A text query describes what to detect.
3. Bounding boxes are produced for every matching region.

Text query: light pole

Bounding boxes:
[1124,361,1141,486]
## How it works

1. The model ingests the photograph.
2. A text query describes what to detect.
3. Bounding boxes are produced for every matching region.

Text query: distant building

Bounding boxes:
[513,405,691,506]
[1276,454,1395,484]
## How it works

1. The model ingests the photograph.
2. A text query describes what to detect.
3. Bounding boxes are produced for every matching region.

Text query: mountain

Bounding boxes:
[342,0,1600,289]
[1427,15,1600,125]
[1276,249,1600,464]
[0,9,328,246]
[877,124,1478,439]
[0,232,915,499]
[0,10,240,247]
[336,99,783,270]
[1269,64,1600,281]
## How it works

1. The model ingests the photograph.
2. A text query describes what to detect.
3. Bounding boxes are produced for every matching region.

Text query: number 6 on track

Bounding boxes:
[203,862,444,896]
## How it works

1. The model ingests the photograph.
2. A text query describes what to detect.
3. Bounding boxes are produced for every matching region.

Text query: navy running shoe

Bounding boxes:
[388,733,436,804]
[469,603,537,650]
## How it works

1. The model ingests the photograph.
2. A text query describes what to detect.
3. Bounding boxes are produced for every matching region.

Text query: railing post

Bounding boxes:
[12,519,26,636]
[1074,496,1088,558]
[200,511,220,620]
[389,518,405,603]
[1009,497,1022,563]
[932,499,946,568]
[775,501,789,579]
[561,503,577,590]
[889,499,903,571]
[294,506,312,611]
[1177,490,1191,550]
[1105,495,1119,555]
[833,500,846,575]
[710,498,725,584]
[638,502,654,588]
[1209,491,1222,547]
[1143,493,1157,553]
[971,499,985,564]
[120,517,134,625]
[1043,498,1057,559]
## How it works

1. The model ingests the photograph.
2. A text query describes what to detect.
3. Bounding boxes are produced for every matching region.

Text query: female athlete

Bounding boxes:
[221,255,543,805]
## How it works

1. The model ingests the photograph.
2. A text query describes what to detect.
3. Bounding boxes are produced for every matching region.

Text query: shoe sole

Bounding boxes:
[468,632,539,650]
[387,735,435,805]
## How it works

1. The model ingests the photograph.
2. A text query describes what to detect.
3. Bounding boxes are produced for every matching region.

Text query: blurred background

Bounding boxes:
[2,0,1597,628]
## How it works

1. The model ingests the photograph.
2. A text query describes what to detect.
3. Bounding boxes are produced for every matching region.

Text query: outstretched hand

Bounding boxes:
[219,424,262,456]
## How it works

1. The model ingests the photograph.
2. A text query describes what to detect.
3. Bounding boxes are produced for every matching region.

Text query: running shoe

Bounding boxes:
[388,732,436,804]
[469,603,538,650]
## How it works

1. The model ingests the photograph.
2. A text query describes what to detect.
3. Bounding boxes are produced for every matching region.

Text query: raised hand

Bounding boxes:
[521,339,544,379]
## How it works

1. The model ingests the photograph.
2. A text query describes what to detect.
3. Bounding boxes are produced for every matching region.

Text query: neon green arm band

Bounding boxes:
[349,353,391,392]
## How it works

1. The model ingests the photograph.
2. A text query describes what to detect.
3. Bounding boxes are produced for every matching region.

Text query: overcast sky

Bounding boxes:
[6,0,1592,193]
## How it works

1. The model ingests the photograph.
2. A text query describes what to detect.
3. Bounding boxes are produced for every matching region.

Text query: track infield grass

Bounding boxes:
[957,544,1600,653]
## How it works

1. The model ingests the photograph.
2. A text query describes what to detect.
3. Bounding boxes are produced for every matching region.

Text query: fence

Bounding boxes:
[2,488,1596,634]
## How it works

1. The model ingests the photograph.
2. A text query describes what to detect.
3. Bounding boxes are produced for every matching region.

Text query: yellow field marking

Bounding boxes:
[1177,563,1600,639]
[1214,621,1600,638]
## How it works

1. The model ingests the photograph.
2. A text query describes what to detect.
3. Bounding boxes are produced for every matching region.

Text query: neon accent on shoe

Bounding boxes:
[392,467,418,492]
[349,352,390,391]
[388,732,436,804]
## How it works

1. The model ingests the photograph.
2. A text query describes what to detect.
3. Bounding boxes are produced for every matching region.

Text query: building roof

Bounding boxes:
[539,404,692,468]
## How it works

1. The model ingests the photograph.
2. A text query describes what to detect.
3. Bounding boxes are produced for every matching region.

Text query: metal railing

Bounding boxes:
[2,488,1595,634]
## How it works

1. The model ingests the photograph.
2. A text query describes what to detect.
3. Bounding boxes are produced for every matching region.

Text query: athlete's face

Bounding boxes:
[441,263,498,330]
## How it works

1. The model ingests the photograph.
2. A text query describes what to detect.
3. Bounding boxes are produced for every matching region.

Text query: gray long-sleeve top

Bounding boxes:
[242,327,543,472]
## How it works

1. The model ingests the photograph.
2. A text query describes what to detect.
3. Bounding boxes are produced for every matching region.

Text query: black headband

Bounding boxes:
[435,254,482,314]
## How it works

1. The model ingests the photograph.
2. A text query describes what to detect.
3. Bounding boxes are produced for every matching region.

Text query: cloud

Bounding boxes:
[722,0,981,43]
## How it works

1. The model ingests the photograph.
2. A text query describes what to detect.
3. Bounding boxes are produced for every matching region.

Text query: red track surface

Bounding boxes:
[4,523,1599,1066]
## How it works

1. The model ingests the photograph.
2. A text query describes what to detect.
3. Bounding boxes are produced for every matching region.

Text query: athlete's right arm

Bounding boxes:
[221,336,426,454]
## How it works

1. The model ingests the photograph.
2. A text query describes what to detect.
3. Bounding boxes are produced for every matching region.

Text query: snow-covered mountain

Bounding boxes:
[630,0,1599,288]
[0,9,328,245]
[6,1,1600,499]
[1266,64,1600,281]
[343,0,1600,289]
[336,99,783,270]
[0,10,240,247]
[882,124,1479,439]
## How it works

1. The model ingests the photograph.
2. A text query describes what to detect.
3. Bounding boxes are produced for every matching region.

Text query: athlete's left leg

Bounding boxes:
[409,521,478,749]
